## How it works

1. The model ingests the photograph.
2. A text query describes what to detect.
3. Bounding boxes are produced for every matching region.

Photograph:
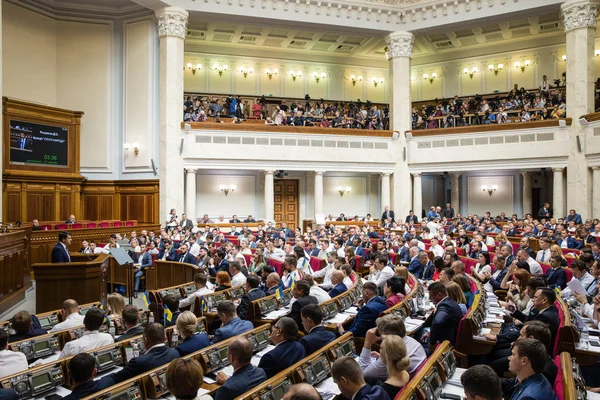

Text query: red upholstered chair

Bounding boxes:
[226,236,239,245]
[540,262,551,275]
[354,255,363,272]
[71,223,83,229]
[126,220,135,227]
[55,224,68,230]
[113,221,123,227]
[267,258,284,275]
[565,256,576,268]
[389,252,399,265]
[488,245,496,253]
[309,256,324,272]
[250,248,257,254]
[553,301,565,357]
[41,225,53,231]
[99,221,110,228]
[422,239,431,245]
[511,243,520,255]
[86,222,98,228]
[563,267,573,282]
[243,254,252,267]
[553,355,564,400]
[456,247,464,256]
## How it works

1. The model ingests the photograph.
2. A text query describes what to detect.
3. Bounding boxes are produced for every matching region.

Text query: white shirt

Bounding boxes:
[430,245,444,258]
[49,312,84,333]
[563,272,595,298]
[336,248,345,258]
[312,264,334,289]
[189,242,201,257]
[536,249,551,263]
[268,248,286,261]
[59,331,114,359]
[484,269,503,293]
[343,277,353,289]
[485,237,496,247]
[368,266,395,288]
[310,286,331,303]
[283,270,302,288]
[427,221,440,237]
[179,287,213,313]
[526,257,542,275]
[103,243,120,250]
[231,272,247,287]
[0,349,28,379]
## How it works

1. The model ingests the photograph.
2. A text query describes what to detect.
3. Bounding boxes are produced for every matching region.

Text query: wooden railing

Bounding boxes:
[406,118,572,137]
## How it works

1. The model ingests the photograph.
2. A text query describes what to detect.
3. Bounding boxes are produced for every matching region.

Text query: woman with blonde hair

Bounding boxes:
[166,358,213,400]
[394,266,411,294]
[174,311,210,356]
[550,244,568,267]
[378,335,411,399]
[446,282,468,315]
[106,293,126,317]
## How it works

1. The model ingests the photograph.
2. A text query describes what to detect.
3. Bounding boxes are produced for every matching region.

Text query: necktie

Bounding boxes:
[66,248,71,263]
[540,252,545,262]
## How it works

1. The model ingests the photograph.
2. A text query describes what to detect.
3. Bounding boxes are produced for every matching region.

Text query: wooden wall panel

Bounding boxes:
[6,193,20,223]
[60,194,71,221]
[0,228,31,314]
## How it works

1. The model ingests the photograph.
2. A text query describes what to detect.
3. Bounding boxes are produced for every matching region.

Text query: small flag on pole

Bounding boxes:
[276,287,284,300]
[142,292,150,308]
[164,304,173,323]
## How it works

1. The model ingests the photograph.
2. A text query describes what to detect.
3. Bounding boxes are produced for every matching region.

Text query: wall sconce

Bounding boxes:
[186,63,202,74]
[350,74,363,86]
[219,184,236,196]
[371,77,384,87]
[240,66,253,78]
[265,68,278,79]
[312,71,327,83]
[481,184,498,196]
[561,55,567,61]
[213,64,228,76]
[423,73,437,83]
[488,64,503,75]
[462,68,478,79]
[290,70,302,81]
[124,142,139,156]
[337,186,351,197]
[596,50,600,57]
[514,60,531,72]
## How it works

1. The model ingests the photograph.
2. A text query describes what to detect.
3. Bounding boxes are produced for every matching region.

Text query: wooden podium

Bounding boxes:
[32,254,109,313]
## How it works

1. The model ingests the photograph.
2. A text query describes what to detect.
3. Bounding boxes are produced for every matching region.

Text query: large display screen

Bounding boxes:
[9,119,68,167]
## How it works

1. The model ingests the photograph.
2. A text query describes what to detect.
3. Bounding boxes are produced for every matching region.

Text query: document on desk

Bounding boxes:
[326,313,352,324]
[404,317,425,330]
[251,345,275,366]
[588,391,600,400]
[316,377,341,397]
[30,352,60,367]
[446,367,467,387]
[345,306,359,315]
[263,309,290,320]
[568,279,587,296]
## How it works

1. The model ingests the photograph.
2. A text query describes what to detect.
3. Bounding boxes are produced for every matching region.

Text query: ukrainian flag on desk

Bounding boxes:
[164,304,173,323]
[276,287,284,300]
[142,291,150,308]
[200,296,208,313]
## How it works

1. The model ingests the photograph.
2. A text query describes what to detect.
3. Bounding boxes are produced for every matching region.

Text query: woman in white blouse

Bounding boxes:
[470,251,492,283]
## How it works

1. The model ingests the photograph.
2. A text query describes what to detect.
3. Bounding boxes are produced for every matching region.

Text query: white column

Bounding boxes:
[381,173,391,212]
[314,171,324,217]
[521,171,532,217]
[412,173,422,219]
[451,173,460,215]
[156,7,188,221]
[562,0,599,219]
[264,170,275,221]
[593,166,600,218]
[185,168,197,222]
[553,168,566,219]
[386,31,414,217]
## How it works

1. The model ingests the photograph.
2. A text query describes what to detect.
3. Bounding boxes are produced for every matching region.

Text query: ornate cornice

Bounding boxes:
[561,0,599,32]
[409,157,569,173]
[155,7,188,39]
[385,31,414,59]
[183,158,396,173]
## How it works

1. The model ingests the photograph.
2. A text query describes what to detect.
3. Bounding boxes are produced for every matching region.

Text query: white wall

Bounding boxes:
[465,175,515,217]
[195,172,259,218]
[322,176,368,217]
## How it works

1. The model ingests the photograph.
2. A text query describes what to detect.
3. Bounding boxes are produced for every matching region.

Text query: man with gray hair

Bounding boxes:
[257,317,305,378]
[408,246,423,278]
[517,248,542,275]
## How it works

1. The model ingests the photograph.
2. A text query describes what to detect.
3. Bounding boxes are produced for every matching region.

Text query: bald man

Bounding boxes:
[282,383,322,400]
[265,273,281,296]
[328,270,348,298]
[49,299,84,332]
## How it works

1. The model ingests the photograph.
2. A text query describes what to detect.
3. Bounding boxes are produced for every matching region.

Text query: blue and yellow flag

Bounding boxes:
[164,304,173,323]
[142,292,150,308]
[276,287,284,300]
[200,296,208,313]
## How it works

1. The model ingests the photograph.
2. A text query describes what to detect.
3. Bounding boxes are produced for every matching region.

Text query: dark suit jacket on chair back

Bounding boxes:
[257,340,306,378]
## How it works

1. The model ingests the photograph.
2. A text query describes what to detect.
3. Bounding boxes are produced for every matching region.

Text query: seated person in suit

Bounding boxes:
[215,337,267,400]
[166,358,212,400]
[502,339,558,400]
[367,254,395,291]
[62,354,100,400]
[209,249,230,276]
[460,365,503,400]
[174,311,210,357]
[97,323,179,390]
[59,308,114,359]
[161,295,181,328]
[264,272,281,296]
[8,311,47,342]
[545,255,567,290]
[211,301,254,344]
[304,275,331,304]
[178,273,213,314]
[289,280,319,333]
[407,247,422,278]
[328,270,349,298]
[281,383,321,400]
[176,243,196,264]
[337,282,388,338]
[332,356,391,400]
[51,231,72,263]
[115,305,144,342]
[48,299,84,333]
[237,276,265,320]
[258,317,306,378]
[422,282,463,350]
[299,304,337,355]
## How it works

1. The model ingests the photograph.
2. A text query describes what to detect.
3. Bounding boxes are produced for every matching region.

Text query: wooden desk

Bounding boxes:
[0,227,31,314]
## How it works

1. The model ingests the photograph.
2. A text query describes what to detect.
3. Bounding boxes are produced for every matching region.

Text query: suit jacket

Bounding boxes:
[209,259,230,276]
[63,380,101,400]
[0,390,17,400]
[346,297,388,338]
[97,345,179,389]
[139,252,153,268]
[537,207,553,219]
[51,242,71,263]
[512,305,559,347]
[176,333,210,356]
[422,261,435,281]
[566,214,583,224]
[502,374,558,400]
[328,282,348,298]
[381,210,395,222]
[405,215,418,224]
[215,364,267,400]
[585,235,597,245]
[9,315,47,342]
[244,218,256,223]
[353,384,392,400]
[546,268,567,290]
[265,286,278,296]
[408,258,423,279]
[441,208,455,218]
[180,219,194,230]
[237,289,265,320]
[299,326,337,355]
[115,326,144,342]
[257,340,306,378]
[309,248,320,257]
[159,248,176,261]
[211,317,254,344]
[487,268,508,292]
[229,219,241,223]
[290,295,319,332]
[399,247,410,263]
[425,297,463,346]
[557,237,583,250]
[178,252,196,264]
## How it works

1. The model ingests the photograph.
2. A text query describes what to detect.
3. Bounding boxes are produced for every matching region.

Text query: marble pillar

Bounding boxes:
[553,168,566,219]
[521,171,532,217]
[314,171,324,218]
[562,0,599,218]
[156,7,188,220]
[185,169,197,222]
[450,173,460,215]
[593,167,600,218]
[381,173,391,212]
[413,173,422,218]
[264,170,274,221]
[386,31,414,217]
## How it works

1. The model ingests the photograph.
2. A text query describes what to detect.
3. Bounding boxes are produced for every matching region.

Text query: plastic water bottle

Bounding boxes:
[132,342,140,358]
[108,322,116,338]
[172,329,179,347]
[149,312,155,324]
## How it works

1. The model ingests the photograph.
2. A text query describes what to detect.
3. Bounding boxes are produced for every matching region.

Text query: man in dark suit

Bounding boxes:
[0,389,18,400]
[484,255,508,293]
[258,317,305,378]
[289,280,318,333]
[215,337,267,400]
[423,282,463,350]
[338,282,387,338]
[211,301,254,344]
[237,276,265,320]
[229,215,242,223]
[179,213,194,230]
[97,323,179,390]
[407,247,423,278]
[244,215,256,223]
[209,249,230,276]
[331,357,391,400]
[582,228,597,246]
[537,202,552,219]
[566,209,582,224]
[405,210,418,224]
[545,255,567,290]
[441,203,455,219]
[264,273,281,296]
[63,353,100,400]
[158,240,176,261]
[9,311,47,342]
[299,304,337,355]
[115,305,144,342]
[381,206,395,223]
[51,231,72,263]
[328,270,348,298]
[176,243,196,264]
[31,219,43,231]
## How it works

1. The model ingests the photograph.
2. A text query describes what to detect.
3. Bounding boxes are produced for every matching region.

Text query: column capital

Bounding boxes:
[384,31,414,60]
[412,172,421,178]
[552,167,566,173]
[592,166,600,170]
[561,0,600,32]
[521,171,532,177]
[155,7,189,39]
[381,172,391,177]
[315,170,325,176]
[185,168,197,174]
[264,170,275,174]
[450,173,461,178]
